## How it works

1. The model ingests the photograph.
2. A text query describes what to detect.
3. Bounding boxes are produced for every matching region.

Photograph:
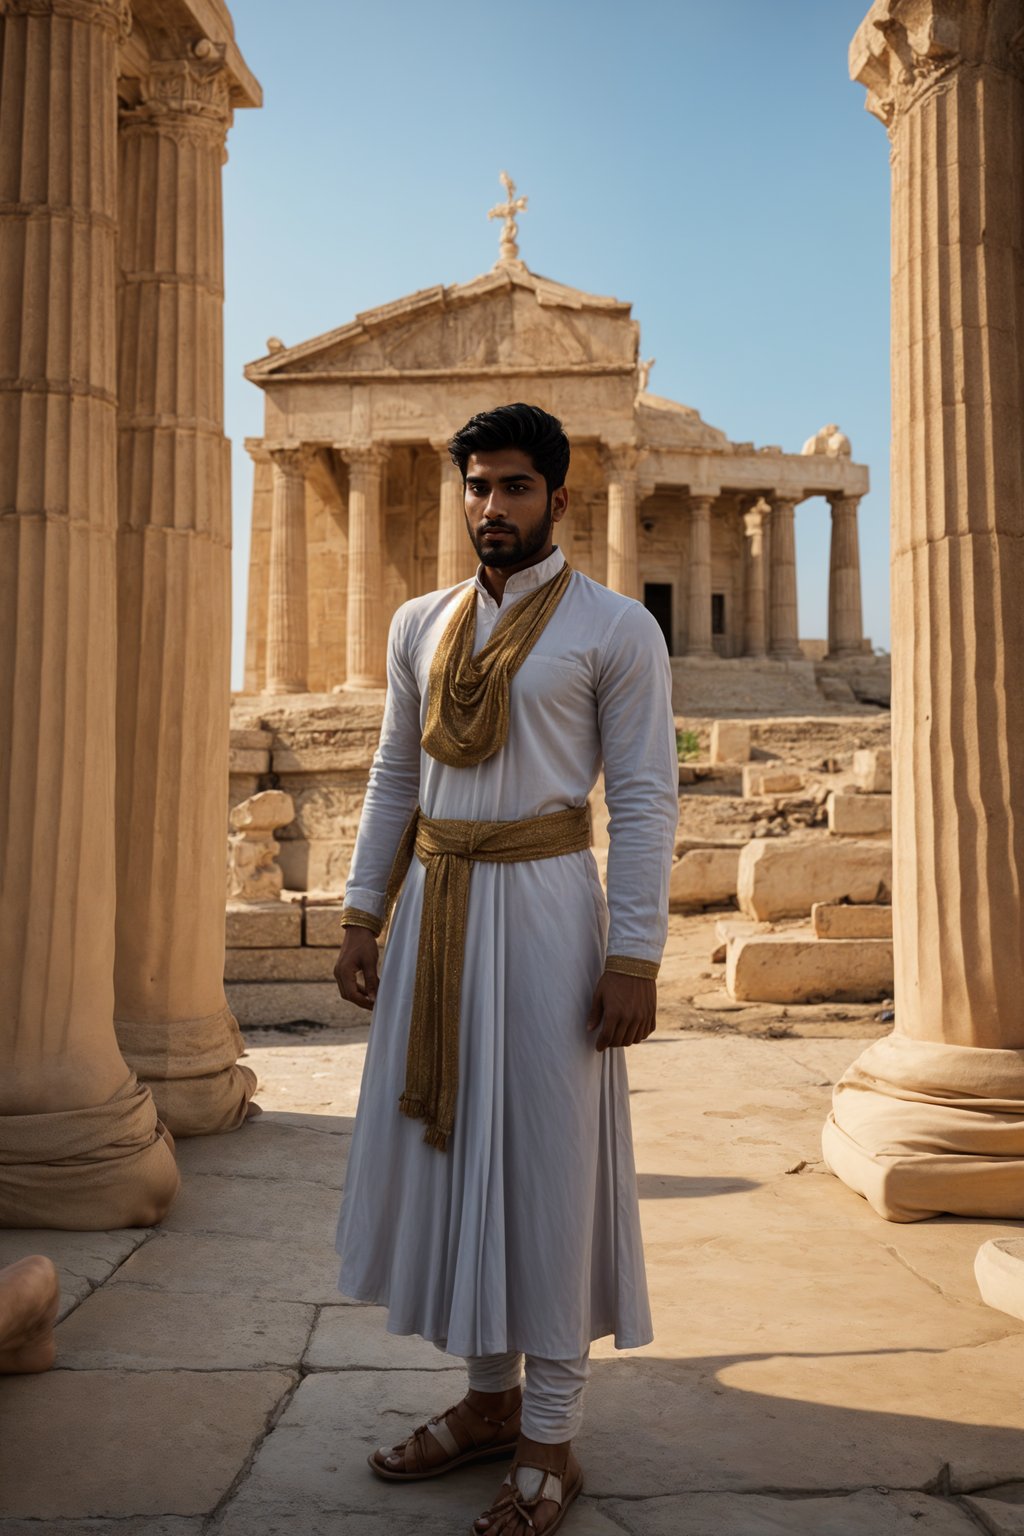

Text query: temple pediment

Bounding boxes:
[245,265,638,382]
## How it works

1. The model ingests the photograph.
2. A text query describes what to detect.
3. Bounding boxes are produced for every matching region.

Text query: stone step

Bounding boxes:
[812,901,892,939]
[669,845,742,911]
[975,1238,1024,1324]
[828,789,892,837]
[726,931,894,1003]
[738,837,892,920]
[853,746,892,793]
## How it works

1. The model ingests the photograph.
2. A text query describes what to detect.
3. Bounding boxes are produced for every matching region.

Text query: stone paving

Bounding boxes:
[2,915,1024,1535]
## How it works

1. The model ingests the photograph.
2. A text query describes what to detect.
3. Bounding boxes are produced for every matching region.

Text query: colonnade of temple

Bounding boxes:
[258,440,866,693]
[0,0,258,1228]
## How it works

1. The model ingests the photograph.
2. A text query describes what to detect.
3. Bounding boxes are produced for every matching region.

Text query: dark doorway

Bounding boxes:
[711,593,726,636]
[644,583,672,653]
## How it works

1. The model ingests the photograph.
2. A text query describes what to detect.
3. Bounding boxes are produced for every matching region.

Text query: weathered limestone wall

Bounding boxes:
[0,0,179,1226]
[824,0,1024,1220]
[230,698,385,893]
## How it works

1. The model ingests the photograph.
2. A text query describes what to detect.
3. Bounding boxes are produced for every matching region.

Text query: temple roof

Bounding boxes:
[245,262,632,381]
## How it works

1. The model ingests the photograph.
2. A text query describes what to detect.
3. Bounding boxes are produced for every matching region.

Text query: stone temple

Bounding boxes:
[240,177,873,714]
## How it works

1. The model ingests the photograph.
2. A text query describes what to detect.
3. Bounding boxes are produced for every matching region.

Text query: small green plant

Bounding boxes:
[676,728,700,761]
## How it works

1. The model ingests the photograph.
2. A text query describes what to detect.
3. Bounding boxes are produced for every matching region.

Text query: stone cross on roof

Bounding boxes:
[488,171,528,267]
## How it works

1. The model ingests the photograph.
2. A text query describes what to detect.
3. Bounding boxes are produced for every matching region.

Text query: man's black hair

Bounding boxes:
[447,403,570,495]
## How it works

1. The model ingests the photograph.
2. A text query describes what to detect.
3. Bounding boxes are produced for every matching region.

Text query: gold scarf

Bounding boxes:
[385,805,592,1150]
[420,561,573,767]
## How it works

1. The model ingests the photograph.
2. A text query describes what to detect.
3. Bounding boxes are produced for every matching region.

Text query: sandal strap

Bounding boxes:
[484,1460,566,1518]
[424,1415,461,1458]
[393,1395,521,1471]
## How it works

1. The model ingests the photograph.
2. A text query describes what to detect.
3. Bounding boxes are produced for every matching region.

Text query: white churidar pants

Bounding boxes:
[452,1347,591,1442]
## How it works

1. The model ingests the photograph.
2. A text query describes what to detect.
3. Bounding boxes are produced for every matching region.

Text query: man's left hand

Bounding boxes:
[586,972,657,1051]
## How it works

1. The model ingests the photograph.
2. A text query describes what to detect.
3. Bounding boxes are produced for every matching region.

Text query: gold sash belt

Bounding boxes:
[386,803,592,1151]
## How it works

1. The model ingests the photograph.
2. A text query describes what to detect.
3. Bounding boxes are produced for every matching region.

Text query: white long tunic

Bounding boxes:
[335,548,678,1359]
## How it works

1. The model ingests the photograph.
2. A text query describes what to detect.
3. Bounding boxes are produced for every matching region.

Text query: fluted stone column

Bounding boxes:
[768,495,801,659]
[824,0,1024,1221]
[602,447,640,599]
[265,447,310,692]
[113,41,256,1136]
[686,494,715,656]
[827,494,864,657]
[0,0,179,1225]
[743,499,769,658]
[343,444,389,689]
[433,439,475,588]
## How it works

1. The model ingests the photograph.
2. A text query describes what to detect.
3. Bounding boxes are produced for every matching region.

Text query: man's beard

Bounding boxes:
[472,499,553,568]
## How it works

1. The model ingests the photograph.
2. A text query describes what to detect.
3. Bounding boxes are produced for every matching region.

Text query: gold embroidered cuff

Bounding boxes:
[340,907,384,937]
[605,954,660,980]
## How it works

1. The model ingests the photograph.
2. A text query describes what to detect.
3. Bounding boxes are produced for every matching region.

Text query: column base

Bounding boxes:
[975,1238,1024,1323]
[822,1034,1024,1222]
[769,646,803,662]
[339,679,387,696]
[0,1075,180,1230]
[115,1005,258,1138]
[684,647,715,659]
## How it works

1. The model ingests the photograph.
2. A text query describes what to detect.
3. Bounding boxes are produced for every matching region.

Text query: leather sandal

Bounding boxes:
[368,1395,521,1482]
[472,1456,584,1534]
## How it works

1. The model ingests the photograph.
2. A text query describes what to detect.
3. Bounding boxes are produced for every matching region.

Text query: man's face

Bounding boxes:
[463,447,567,570]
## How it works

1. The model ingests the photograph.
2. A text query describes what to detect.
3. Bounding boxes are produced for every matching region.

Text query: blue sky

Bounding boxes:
[223,0,890,686]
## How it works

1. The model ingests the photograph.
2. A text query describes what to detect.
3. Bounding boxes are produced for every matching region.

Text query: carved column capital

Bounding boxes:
[342,444,390,505]
[688,491,718,516]
[430,438,463,485]
[850,0,1024,128]
[119,39,233,143]
[600,443,640,482]
[269,445,310,481]
[0,0,130,34]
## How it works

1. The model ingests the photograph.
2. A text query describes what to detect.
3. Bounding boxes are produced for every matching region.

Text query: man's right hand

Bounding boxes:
[334,926,381,1010]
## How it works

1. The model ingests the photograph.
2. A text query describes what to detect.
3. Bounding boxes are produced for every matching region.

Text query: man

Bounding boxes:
[334,402,678,1535]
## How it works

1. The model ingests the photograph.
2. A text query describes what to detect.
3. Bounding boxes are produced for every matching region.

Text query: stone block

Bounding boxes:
[975,1238,1024,1324]
[231,727,273,752]
[224,947,338,982]
[228,747,270,774]
[226,980,363,1028]
[854,746,892,793]
[55,1288,315,1371]
[173,1115,348,1187]
[828,790,892,837]
[306,904,345,945]
[600,1492,979,1536]
[225,902,301,948]
[669,847,741,911]
[812,902,893,939]
[273,744,376,772]
[726,933,893,1003]
[304,1306,455,1372]
[0,1369,294,1518]
[709,720,751,764]
[0,1230,147,1324]
[961,1490,1024,1536]
[162,1173,341,1246]
[742,765,803,798]
[107,1230,351,1306]
[737,838,891,920]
